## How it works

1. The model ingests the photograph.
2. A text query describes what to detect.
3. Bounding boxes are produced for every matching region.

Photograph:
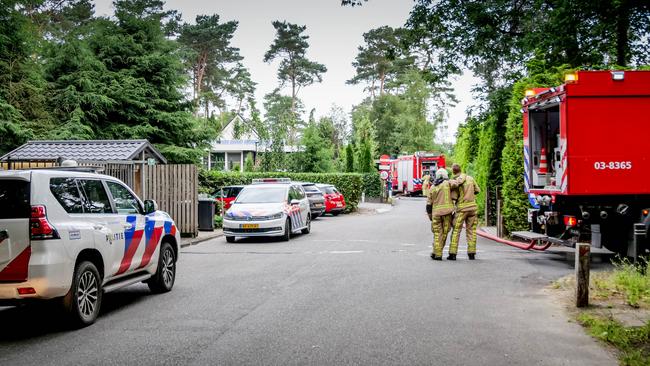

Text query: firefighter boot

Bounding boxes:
[430,254,442,261]
[447,253,456,261]
[468,253,476,260]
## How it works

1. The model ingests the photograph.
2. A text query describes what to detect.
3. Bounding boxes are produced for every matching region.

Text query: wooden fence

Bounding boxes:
[1,161,198,236]
[143,164,198,236]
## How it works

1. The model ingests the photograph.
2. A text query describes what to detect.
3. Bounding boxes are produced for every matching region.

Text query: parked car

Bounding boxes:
[317,184,346,215]
[213,185,244,211]
[297,182,326,218]
[0,168,180,327]
[223,178,311,242]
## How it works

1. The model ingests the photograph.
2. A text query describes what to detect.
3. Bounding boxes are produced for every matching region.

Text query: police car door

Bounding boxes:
[295,185,309,228]
[104,180,147,276]
[0,176,31,283]
[77,179,120,276]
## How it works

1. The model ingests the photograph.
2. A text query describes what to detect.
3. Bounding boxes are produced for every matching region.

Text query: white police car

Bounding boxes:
[0,167,180,327]
[223,179,311,242]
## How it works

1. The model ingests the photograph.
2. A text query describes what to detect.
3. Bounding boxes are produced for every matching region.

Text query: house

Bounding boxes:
[206,115,304,172]
[206,115,259,172]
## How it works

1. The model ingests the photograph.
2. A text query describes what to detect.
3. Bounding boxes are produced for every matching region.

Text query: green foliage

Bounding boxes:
[0,2,47,154]
[178,14,254,116]
[501,66,569,233]
[244,153,255,172]
[578,314,650,366]
[298,121,333,173]
[452,118,480,172]
[199,171,365,211]
[264,21,326,106]
[345,144,355,173]
[352,107,376,173]
[610,260,650,308]
[362,172,382,197]
[347,26,412,96]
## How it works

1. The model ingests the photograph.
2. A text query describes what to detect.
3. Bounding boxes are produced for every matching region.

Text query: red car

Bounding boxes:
[213,185,244,211]
[317,184,346,215]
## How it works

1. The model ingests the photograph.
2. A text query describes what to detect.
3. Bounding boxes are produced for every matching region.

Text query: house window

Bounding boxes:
[210,152,225,170]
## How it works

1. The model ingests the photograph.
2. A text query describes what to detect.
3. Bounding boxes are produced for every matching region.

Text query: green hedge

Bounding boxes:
[362,172,382,198]
[199,171,367,211]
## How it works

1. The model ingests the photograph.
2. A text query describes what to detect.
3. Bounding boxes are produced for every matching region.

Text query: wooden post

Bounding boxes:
[484,186,489,226]
[496,199,504,238]
[575,243,590,307]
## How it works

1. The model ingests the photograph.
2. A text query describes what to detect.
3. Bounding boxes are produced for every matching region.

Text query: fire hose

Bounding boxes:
[477,228,552,251]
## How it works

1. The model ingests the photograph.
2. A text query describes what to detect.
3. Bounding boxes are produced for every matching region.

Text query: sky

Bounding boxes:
[92,0,480,143]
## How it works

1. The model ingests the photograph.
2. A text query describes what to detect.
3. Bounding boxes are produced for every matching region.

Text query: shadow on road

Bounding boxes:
[0,288,151,342]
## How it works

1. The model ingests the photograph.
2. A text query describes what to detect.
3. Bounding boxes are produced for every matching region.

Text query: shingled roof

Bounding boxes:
[0,140,167,164]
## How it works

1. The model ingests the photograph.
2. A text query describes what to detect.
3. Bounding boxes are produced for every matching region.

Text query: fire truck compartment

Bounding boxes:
[525,70,650,196]
[528,105,560,189]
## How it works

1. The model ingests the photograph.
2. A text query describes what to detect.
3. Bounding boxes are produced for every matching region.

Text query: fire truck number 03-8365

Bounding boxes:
[593,161,632,170]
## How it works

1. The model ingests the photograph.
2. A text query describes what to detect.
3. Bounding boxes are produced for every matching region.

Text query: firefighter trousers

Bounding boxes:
[432,214,452,257]
[450,210,478,254]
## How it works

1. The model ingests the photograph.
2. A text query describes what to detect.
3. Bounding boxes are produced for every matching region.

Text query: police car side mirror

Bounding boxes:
[144,199,158,214]
[290,199,301,206]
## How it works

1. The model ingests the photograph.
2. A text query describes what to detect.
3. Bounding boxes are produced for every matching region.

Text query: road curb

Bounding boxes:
[180,230,224,248]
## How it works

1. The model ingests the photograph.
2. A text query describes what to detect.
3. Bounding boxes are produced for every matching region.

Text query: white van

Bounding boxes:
[0,168,180,326]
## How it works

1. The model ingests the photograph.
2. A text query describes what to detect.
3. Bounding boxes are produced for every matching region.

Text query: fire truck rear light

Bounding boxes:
[564,73,578,82]
[643,209,649,216]
[18,287,36,295]
[563,215,577,227]
[611,71,625,81]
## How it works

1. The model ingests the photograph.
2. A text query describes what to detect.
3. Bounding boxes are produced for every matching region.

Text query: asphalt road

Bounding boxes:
[0,198,616,365]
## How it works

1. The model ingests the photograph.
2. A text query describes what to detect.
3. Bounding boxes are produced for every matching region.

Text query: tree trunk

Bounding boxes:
[379,72,385,95]
[615,2,629,67]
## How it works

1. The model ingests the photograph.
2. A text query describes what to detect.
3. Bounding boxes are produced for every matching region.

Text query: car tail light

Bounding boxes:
[31,205,59,240]
[563,215,577,227]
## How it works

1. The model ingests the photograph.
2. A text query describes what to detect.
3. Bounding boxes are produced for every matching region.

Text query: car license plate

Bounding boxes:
[336,203,343,207]
[241,224,259,229]
[315,203,322,207]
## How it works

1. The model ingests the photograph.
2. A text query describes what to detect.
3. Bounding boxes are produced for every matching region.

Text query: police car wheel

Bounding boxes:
[225,236,235,243]
[63,261,103,327]
[301,214,311,234]
[282,219,291,241]
[147,242,176,294]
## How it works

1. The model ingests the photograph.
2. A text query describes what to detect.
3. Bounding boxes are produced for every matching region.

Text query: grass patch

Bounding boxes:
[577,313,650,366]
[590,259,650,308]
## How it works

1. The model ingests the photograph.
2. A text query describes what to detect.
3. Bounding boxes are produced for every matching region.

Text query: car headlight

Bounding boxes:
[268,212,283,220]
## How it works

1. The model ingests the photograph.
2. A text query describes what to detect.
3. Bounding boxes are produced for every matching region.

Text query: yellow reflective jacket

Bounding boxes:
[450,173,480,213]
[426,180,457,216]
[422,175,431,197]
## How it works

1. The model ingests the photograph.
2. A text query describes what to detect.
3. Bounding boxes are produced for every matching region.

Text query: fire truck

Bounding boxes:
[519,70,650,257]
[390,152,446,195]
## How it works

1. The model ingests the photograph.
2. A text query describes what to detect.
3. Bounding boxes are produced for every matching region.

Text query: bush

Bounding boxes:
[362,172,382,198]
[199,171,365,211]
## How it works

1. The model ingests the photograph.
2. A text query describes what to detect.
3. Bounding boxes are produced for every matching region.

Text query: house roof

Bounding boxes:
[0,140,167,164]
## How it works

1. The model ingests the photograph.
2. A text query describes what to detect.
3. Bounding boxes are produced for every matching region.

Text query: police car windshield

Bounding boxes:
[235,187,287,204]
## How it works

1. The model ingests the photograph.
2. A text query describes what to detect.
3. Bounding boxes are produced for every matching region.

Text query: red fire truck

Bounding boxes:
[389,152,446,195]
[520,70,650,257]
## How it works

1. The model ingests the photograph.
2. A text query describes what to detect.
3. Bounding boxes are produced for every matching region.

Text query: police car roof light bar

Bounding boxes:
[251,178,292,184]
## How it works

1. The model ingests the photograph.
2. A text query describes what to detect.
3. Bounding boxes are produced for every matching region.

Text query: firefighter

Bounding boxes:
[422,170,432,197]
[449,164,480,260]
[426,168,456,260]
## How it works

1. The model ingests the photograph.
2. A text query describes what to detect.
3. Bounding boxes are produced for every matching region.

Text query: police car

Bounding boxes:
[223,179,311,242]
[0,167,180,327]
